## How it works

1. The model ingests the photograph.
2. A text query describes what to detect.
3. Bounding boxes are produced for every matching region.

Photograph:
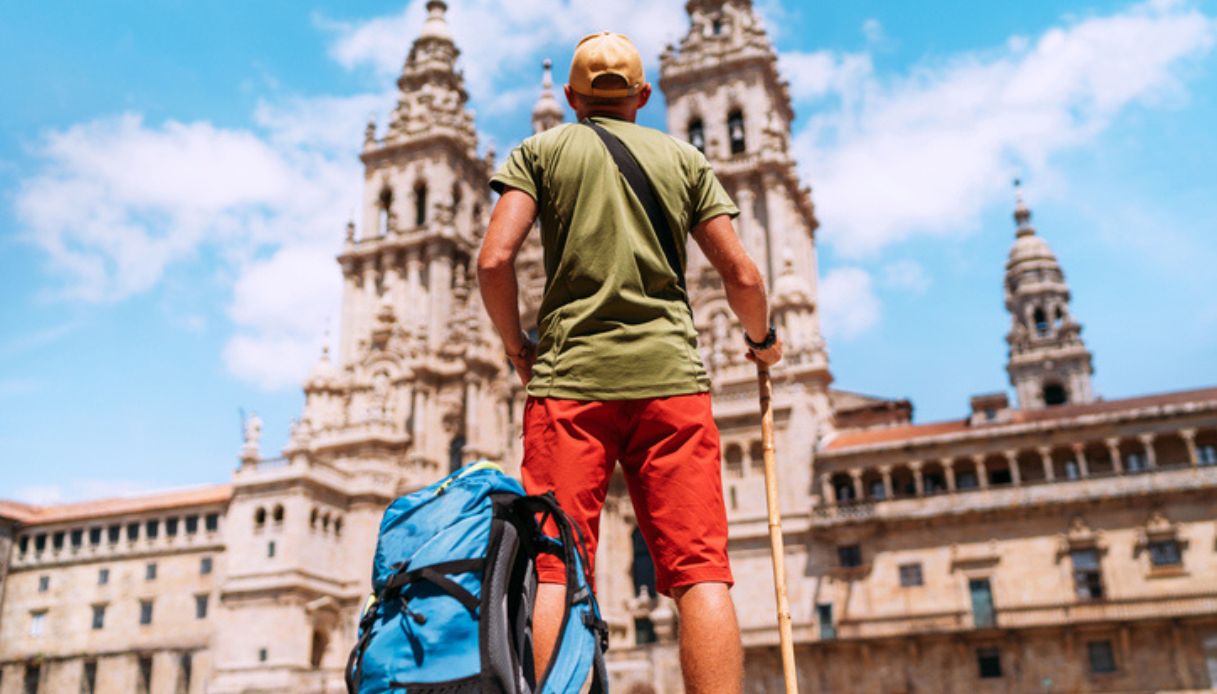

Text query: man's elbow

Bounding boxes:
[723,262,764,292]
[477,247,514,275]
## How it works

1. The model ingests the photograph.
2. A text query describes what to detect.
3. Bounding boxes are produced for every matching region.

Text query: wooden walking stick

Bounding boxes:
[757,363,798,693]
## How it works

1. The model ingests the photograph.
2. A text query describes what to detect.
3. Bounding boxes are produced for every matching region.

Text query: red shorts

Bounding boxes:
[521,392,732,597]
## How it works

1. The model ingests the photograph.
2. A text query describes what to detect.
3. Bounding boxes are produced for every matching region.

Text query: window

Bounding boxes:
[200,557,213,575]
[98,568,109,585]
[976,647,1003,678]
[52,531,64,551]
[448,434,466,473]
[1071,549,1104,600]
[335,518,343,536]
[126,522,139,541]
[89,527,102,545]
[1197,444,1216,466]
[146,562,157,580]
[23,663,40,694]
[1148,540,1182,567]
[899,563,924,587]
[137,656,152,694]
[378,186,394,234]
[687,118,705,153]
[92,604,106,630]
[267,541,276,558]
[37,575,49,592]
[139,600,154,625]
[634,617,657,645]
[414,183,427,227]
[727,110,746,154]
[107,525,120,544]
[34,533,47,552]
[18,535,29,555]
[29,610,46,637]
[166,517,179,536]
[205,513,219,532]
[869,480,886,500]
[970,578,995,627]
[957,471,979,490]
[195,594,209,619]
[1088,640,1116,673]
[82,660,97,694]
[1043,382,1068,407]
[176,653,193,694]
[1125,452,1147,473]
[254,507,267,527]
[989,468,1013,486]
[310,630,329,669]
[837,544,862,568]
[185,515,199,534]
[259,648,268,663]
[631,528,657,599]
[1033,307,1049,334]
[70,528,83,548]
[146,519,159,539]
[272,505,284,524]
[816,603,835,640]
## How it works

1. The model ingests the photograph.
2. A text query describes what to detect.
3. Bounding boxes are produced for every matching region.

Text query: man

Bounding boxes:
[478,32,781,693]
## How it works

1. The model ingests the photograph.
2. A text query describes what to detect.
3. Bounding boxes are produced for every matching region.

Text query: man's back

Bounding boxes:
[491,116,737,400]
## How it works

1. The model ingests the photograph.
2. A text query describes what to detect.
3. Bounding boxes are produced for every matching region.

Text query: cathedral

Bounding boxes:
[2,1,1216,692]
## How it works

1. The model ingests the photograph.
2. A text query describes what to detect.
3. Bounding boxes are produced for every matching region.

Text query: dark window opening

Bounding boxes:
[1125,452,1148,473]
[254,507,267,527]
[166,517,179,536]
[272,505,284,523]
[196,595,209,620]
[1071,549,1104,600]
[52,532,64,550]
[185,515,199,534]
[634,617,656,645]
[817,603,835,640]
[137,656,152,694]
[146,520,159,539]
[1043,382,1068,407]
[837,544,862,568]
[23,663,40,694]
[98,568,109,585]
[924,474,946,494]
[688,118,705,153]
[1087,640,1116,673]
[712,17,723,35]
[107,525,120,544]
[1148,540,1182,567]
[414,183,428,227]
[126,522,139,542]
[727,110,746,154]
[970,578,995,627]
[37,575,49,592]
[310,629,329,669]
[258,648,268,663]
[267,541,276,558]
[176,653,192,694]
[89,527,102,545]
[449,434,466,473]
[899,563,924,587]
[1198,445,1217,465]
[977,647,1003,678]
[205,514,219,532]
[34,533,46,552]
[146,562,157,580]
[91,605,106,630]
[833,479,855,503]
[83,660,97,694]
[990,468,1013,486]
[139,600,154,625]
[631,527,657,598]
[378,186,393,235]
[1055,305,1066,327]
[70,529,83,547]
[1034,307,1049,335]
[200,557,213,575]
[18,535,29,554]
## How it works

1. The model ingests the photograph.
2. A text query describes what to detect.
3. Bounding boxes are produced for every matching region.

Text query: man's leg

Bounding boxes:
[672,582,743,694]
[520,397,620,679]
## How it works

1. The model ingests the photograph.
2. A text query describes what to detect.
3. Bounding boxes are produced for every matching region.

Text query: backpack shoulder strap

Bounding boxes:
[582,118,689,304]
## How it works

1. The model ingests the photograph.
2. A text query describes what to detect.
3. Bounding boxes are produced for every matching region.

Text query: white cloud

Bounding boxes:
[819,267,880,339]
[13,479,161,505]
[791,0,1217,257]
[881,259,930,294]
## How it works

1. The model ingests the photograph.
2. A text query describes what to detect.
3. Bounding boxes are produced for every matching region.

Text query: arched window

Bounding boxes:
[727,110,746,154]
[1043,382,1068,407]
[687,118,705,154]
[724,444,744,478]
[451,182,463,214]
[254,507,266,527]
[321,513,331,532]
[1033,307,1049,335]
[414,183,428,227]
[310,629,329,669]
[378,186,393,235]
[712,17,724,35]
[272,505,284,524]
[334,517,343,536]
[309,508,318,528]
[1055,305,1065,328]
[449,434,466,473]
[749,440,765,473]
[631,527,657,599]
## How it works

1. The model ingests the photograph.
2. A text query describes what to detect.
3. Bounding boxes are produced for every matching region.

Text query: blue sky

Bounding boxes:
[2,0,1215,504]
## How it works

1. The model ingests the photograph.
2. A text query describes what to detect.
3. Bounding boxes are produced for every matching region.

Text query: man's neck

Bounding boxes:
[580,109,636,123]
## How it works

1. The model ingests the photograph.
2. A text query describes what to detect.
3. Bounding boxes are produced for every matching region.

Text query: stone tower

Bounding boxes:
[1005,182,1095,409]
[531,59,564,134]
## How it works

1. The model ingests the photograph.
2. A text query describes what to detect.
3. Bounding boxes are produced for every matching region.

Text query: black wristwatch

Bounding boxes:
[745,324,778,351]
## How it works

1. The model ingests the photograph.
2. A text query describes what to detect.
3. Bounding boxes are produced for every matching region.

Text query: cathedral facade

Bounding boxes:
[2,1,1216,692]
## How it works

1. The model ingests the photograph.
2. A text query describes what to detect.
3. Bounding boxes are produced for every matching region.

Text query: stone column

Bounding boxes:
[1004,451,1022,486]
[339,261,360,361]
[973,454,989,489]
[820,474,836,506]
[1139,433,1158,470]
[849,469,864,502]
[910,461,925,497]
[943,460,957,492]
[734,186,760,273]
[427,241,452,349]
[1038,446,1055,482]
[880,465,894,501]
[1071,443,1090,478]
[412,387,427,456]
[761,172,785,287]
[383,253,403,322]
[1180,429,1199,467]
[1106,438,1124,474]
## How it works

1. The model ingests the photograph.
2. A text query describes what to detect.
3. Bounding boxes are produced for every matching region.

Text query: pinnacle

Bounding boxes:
[418,0,453,42]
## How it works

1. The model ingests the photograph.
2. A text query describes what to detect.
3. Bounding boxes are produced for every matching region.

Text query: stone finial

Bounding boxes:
[364,118,376,148]
[345,219,356,244]
[531,58,564,134]
[1013,178,1033,237]
[418,0,453,42]
[240,412,262,466]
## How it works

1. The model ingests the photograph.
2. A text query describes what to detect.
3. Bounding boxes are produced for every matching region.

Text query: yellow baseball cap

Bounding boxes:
[569,32,646,98]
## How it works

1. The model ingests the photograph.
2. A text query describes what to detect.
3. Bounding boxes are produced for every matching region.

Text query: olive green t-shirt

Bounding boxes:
[490,116,738,400]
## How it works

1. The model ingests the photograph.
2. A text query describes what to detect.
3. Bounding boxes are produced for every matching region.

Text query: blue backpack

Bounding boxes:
[345,462,609,693]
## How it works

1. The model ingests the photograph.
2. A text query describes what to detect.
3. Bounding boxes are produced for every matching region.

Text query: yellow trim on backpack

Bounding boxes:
[435,460,502,496]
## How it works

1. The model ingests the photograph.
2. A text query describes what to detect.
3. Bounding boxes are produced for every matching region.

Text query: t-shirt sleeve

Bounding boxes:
[489,139,539,200]
[691,157,740,226]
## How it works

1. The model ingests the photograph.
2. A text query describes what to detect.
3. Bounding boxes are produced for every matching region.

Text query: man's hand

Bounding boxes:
[746,337,783,367]
[505,333,538,387]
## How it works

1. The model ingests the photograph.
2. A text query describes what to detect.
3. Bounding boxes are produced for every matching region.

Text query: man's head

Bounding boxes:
[565,32,652,121]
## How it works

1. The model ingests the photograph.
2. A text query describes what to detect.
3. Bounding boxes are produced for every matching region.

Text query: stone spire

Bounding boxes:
[531,59,564,134]
[1004,181,1095,410]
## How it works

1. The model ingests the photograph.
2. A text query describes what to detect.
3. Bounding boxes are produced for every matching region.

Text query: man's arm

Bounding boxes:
[477,188,539,384]
[692,214,782,365]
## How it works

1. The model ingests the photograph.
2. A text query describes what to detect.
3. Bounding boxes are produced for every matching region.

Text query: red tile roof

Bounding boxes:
[0,485,233,526]
[824,385,1217,452]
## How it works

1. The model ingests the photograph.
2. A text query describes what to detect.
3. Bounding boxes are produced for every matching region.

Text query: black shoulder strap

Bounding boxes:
[582,118,689,304]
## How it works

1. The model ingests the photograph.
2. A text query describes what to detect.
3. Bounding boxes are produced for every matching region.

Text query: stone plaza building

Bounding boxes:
[3,1,1216,692]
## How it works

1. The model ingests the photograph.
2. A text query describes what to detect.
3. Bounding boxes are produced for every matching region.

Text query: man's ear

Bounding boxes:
[564,84,580,111]
[636,83,653,110]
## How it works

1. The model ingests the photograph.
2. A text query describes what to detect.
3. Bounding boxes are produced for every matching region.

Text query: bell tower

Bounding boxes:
[1005,181,1096,409]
